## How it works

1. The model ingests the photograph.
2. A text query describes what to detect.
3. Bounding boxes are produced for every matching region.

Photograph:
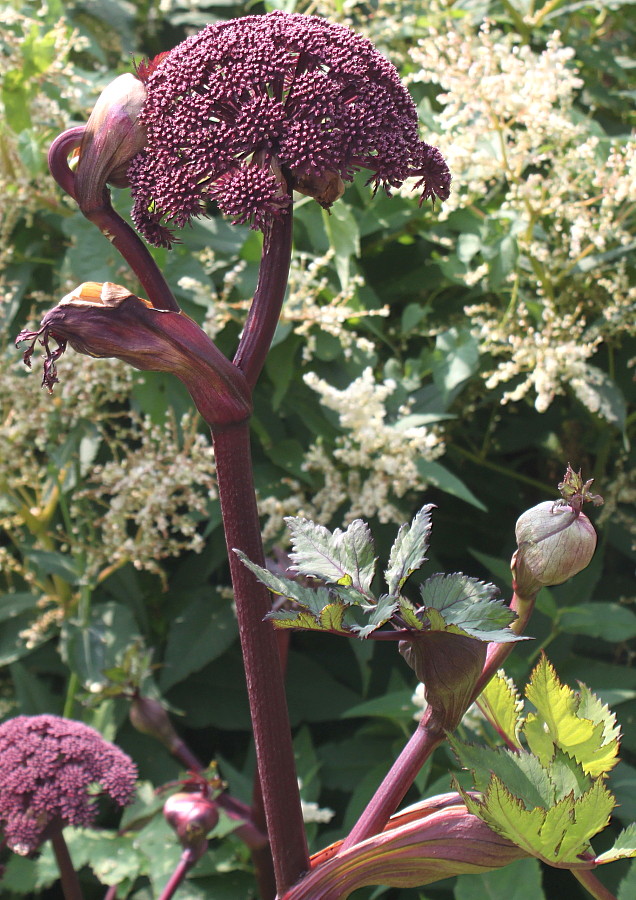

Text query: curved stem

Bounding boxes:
[571,868,618,900]
[340,706,445,851]
[48,128,179,312]
[212,421,309,894]
[158,850,197,900]
[50,830,84,900]
[233,209,293,390]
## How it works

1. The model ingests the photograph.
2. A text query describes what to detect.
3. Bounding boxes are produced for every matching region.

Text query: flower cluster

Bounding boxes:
[75,411,217,583]
[303,367,444,524]
[408,18,636,415]
[0,715,136,856]
[128,10,449,246]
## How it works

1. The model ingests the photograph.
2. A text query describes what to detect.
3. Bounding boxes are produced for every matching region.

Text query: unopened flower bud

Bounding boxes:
[399,632,487,732]
[74,73,147,213]
[164,791,219,861]
[514,501,597,596]
[129,696,181,753]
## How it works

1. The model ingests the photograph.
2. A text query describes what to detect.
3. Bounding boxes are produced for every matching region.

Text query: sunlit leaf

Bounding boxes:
[384,504,434,597]
[285,516,377,593]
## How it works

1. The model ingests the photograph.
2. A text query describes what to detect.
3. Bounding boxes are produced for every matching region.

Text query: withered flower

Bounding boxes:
[16,282,251,428]
[127,11,451,246]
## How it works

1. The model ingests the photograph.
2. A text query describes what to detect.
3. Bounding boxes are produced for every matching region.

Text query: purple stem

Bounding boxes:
[50,829,84,900]
[157,850,197,900]
[340,706,445,851]
[212,420,309,894]
[571,868,618,900]
[232,210,293,389]
[103,887,117,900]
[48,128,180,313]
[469,590,536,704]
[340,589,537,851]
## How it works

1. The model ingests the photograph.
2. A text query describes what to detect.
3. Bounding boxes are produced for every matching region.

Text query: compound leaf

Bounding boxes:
[419,573,521,642]
[286,516,376,593]
[384,504,434,597]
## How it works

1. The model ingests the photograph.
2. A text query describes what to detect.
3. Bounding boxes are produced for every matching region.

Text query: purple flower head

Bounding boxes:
[128,11,451,247]
[0,715,136,856]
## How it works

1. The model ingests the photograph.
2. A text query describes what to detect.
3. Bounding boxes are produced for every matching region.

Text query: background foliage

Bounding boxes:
[0,0,634,897]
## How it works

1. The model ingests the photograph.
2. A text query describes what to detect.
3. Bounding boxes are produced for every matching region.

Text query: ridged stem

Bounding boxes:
[212,421,309,894]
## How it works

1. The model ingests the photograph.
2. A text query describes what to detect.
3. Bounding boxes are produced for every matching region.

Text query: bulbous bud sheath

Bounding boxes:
[73,73,147,213]
[164,791,219,861]
[513,500,597,596]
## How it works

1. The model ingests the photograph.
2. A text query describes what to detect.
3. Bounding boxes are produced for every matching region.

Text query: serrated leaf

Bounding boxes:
[550,750,593,802]
[398,598,426,631]
[235,550,331,616]
[384,505,434,596]
[596,823,636,864]
[477,670,524,749]
[268,607,351,634]
[285,516,377,593]
[551,779,614,862]
[319,604,347,631]
[450,736,554,809]
[461,777,548,857]
[351,595,399,638]
[523,657,619,777]
[419,573,521,641]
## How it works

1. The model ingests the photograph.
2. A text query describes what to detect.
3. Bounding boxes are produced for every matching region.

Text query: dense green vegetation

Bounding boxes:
[1,0,634,897]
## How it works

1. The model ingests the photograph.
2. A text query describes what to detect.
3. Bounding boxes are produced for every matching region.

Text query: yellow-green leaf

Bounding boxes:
[478,670,524,750]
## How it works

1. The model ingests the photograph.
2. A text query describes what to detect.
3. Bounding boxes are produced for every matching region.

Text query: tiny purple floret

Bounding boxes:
[0,715,136,856]
[128,11,450,246]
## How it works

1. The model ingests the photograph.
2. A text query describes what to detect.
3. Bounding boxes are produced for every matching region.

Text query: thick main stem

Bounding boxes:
[212,421,309,894]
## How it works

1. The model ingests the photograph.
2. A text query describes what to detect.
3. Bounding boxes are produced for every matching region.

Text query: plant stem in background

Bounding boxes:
[212,421,309,893]
[50,831,85,900]
[571,868,619,900]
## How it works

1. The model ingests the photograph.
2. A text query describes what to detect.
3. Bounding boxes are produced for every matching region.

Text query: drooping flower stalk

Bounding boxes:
[48,126,179,314]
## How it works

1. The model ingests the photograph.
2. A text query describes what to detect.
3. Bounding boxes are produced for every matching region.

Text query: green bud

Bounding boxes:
[514,500,597,596]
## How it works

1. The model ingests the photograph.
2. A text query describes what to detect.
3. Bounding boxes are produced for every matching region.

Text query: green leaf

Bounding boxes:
[0,593,39,622]
[159,592,238,691]
[285,516,377,593]
[463,775,614,864]
[416,459,487,511]
[268,606,351,634]
[60,602,140,690]
[523,657,620,777]
[235,550,333,615]
[384,504,434,597]
[351,594,399,638]
[419,573,521,641]
[451,738,555,809]
[477,670,523,749]
[559,602,636,642]
[596,824,636,864]
[617,859,636,900]
[454,857,546,900]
